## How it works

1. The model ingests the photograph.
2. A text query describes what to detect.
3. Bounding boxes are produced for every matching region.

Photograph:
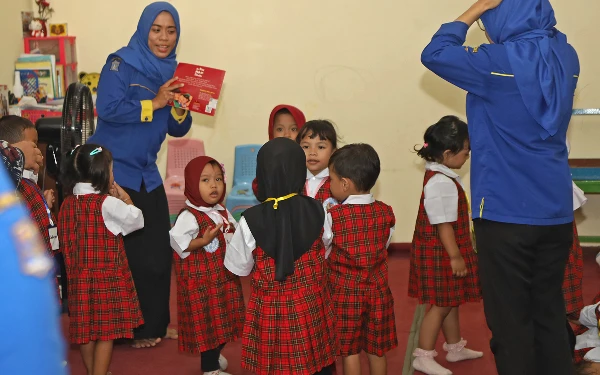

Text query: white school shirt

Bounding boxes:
[305,168,330,198]
[169,200,237,259]
[575,301,600,362]
[224,208,330,277]
[567,140,587,211]
[423,162,464,225]
[323,194,395,254]
[72,183,144,236]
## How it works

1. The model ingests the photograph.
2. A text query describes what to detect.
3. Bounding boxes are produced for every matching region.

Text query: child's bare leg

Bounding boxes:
[441,307,483,362]
[342,354,361,375]
[80,341,95,375]
[419,305,452,349]
[92,340,113,375]
[366,353,387,375]
[441,306,461,344]
[413,305,453,375]
[164,327,178,339]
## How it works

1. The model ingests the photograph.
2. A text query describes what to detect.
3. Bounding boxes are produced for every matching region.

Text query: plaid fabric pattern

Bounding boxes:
[58,194,143,344]
[408,170,481,306]
[17,178,55,252]
[18,178,61,302]
[242,237,337,375]
[563,222,584,316]
[304,177,332,204]
[327,202,398,356]
[173,209,245,354]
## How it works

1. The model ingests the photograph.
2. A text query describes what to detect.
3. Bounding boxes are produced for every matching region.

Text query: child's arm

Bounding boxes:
[322,208,333,259]
[224,217,256,276]
[424,174,467,277]
[169,211,223,258]
[437,223,468,277]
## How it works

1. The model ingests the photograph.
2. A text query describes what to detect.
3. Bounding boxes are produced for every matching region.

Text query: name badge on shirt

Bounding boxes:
[48,225,59,251]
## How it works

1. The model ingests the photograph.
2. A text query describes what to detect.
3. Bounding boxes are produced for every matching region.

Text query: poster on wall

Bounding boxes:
[168,63,226,116]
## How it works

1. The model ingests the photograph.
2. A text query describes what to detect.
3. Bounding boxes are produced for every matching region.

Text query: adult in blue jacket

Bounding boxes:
[421,0,579,374]
[89,2,192,348]
[0,165,66,374]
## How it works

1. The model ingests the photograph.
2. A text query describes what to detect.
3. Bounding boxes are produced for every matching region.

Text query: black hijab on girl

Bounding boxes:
[243,137,325,281]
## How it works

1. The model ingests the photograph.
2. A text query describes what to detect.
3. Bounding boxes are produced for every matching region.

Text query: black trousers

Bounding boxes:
[201,343,226,372]
[123,183,172,339]
[474,219,574,375]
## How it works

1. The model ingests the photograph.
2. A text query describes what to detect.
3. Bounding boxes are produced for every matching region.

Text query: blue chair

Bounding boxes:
[226,144,262,221]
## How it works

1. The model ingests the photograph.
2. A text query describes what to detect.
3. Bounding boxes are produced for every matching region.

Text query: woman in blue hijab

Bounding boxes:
[421,0,579,374]
[89,2,192,348]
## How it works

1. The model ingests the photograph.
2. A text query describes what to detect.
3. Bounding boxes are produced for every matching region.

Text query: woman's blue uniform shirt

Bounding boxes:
[422,22,579,225]
[90,57,193,192]
[0,167,66,375]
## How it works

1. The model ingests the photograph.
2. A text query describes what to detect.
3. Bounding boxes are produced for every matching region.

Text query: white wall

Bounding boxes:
[37,0,600,241]
[0,0,32,86]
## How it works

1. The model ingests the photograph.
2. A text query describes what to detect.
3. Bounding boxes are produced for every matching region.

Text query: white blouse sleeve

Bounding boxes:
[573,181,587,211]
[224,217,256,276]
[322,209,333,259]
[578,302,600,328]
[101,196,144,236]
[169,211,199,259]
[386,226,395,249]
[423,174,459,225]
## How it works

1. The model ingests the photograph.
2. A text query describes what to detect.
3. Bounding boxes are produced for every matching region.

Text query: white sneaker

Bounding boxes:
[219,354,228,371]
[596,252,600,268]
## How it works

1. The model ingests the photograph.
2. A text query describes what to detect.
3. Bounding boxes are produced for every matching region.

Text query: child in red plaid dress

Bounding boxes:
[225,137,337,375]
[169,156,245,375]
[324,143,397,375]
[409,116,482,375]
[58,144,144,375]
[0,116,60,299]
[564,181,586,319]
[297,120,339,204]
[252,104,307,196]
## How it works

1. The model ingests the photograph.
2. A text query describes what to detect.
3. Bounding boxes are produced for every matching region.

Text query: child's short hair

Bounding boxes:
[415,115,469,163]
[328,143,380,192]
[296,120,340,149]
[60,143,113,195]
[0,115,35,143]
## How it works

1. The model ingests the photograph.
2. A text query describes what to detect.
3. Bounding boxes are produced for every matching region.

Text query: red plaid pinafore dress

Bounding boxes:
[304,176,332,204]
[173,208,245,354]
[573,292,600,364]
[409,170,481,306]
[58,194,143,344]
[327,202,398,356]
[242,235,337,375]
[18,178,57,253]
[563,222,584,317]
[18,178,61,300]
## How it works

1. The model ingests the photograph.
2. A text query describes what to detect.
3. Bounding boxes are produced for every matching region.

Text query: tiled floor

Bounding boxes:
[62,249,600,375]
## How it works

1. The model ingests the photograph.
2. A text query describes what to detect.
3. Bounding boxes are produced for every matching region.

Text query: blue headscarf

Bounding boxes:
[481,0,579,140]
[110,2,180,84]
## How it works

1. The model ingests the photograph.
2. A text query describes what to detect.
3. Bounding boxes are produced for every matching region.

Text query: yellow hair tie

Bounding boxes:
[264,193,297,209]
